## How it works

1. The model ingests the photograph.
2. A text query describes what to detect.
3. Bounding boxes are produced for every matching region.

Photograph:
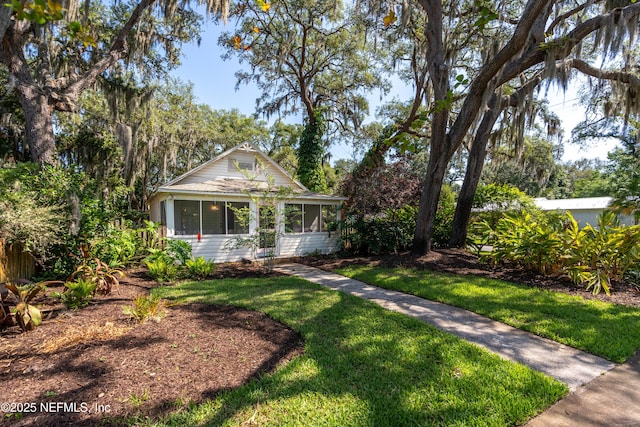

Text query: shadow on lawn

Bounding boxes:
[153,277,564,427]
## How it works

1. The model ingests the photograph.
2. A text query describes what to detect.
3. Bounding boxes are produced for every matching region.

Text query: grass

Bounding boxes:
[142,276,566,426]
[336,265,640,363]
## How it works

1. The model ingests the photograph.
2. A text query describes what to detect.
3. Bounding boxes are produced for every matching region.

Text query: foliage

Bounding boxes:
[0,283,11,327]
[185,257,216,280]
[341,155,422,216]
[2,282,47,332]
[481,210,640,295]
[165,239,192,267]
[122,294,166,323]
[297,110,328,192]
[144,257,180,283]
[91,225,140,268]
[68,257,124,296]
[483,212,566,275]
[342,206,417,255]
[564,211,640,296]
[431,185,456,248]
[59,279,97,309]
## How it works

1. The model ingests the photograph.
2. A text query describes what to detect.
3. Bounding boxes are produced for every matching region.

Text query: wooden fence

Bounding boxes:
[0,239,35,283]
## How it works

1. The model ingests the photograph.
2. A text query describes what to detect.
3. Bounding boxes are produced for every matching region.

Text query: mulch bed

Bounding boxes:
[2,251,640,426]
[0,265,302,426]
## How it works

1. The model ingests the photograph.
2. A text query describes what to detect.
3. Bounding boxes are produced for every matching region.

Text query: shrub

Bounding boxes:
[165,239,192,266]
[342,206,417,255]
[59,279,97,309]
[564,211,640,295]
[144,257,180,283]
[122,294,166,323]
[68,257,124,296]
[185,257,216,280]
[91,226,140,268]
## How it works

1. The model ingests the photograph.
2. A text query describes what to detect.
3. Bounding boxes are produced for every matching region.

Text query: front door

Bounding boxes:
[258,205,277,257]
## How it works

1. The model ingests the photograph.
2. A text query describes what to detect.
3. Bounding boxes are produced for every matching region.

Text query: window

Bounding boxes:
[174,200,249,235]
[284,203,338,233]
[174,200,199,235]
[202,201,225,234]
[228,158,256,173]
[160,201,167,226]
[285,204,303,233]
[322,205,338,231]
[227,202,249,234]
[304,205,321,232]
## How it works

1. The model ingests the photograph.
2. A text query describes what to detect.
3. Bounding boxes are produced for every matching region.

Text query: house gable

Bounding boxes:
[162,142,307,193]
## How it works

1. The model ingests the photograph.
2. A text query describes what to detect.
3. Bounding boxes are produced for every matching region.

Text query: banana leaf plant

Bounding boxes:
[2,280,63,332]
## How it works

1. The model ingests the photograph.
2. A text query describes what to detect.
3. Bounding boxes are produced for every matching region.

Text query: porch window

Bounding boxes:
[285,204,303,233]
[227,202,249,234]
[174,200,249,235]
[202,201,225,234]
[284,203,339,233]
[304,205,321,232]
[174,200,199,235]
[322,205,338,231]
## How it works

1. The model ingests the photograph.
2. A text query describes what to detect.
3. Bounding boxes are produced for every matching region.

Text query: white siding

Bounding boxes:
[279,233,340,257]
[172,235,255,263]
[177,152,295,188]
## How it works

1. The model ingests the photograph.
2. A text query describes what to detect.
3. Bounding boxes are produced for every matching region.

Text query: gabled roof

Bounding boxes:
[161,142,308,192]
[153,142,346,201]
[534,197,614,211]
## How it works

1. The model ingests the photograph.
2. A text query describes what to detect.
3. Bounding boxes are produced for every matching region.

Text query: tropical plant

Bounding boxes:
[564,211,640,295]
[122,294,166,323]
[185,257,216,280]
[0,283,13,328]
[59,279,97,309]
[67,257,124,296]
[3,282,47,331]
[482,212,566,275]
[144,257,180,283]
[165,239,192,266]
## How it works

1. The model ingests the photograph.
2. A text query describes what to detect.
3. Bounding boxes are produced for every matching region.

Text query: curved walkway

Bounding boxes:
[273,263,640,426]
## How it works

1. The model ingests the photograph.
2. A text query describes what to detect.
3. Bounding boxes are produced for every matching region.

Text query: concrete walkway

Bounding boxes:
[273,263,640,425]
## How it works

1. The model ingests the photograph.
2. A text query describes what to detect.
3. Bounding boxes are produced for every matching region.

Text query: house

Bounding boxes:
[533,196,635,226]
[148,142,346,263]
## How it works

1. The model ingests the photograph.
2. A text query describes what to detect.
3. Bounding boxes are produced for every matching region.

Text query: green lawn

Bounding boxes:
[336,265,640,363]
[141,276,566,426]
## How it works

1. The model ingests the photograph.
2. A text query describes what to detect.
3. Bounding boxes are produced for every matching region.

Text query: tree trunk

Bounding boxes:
[18,87,58,165]
[449,94,502,247]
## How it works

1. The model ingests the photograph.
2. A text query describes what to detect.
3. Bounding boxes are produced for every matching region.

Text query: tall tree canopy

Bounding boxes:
[0,0,228,165]
[220,0,388,191]
[363,0,640,254]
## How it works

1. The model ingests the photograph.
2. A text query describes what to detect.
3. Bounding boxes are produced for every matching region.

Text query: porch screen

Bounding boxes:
[285,204,303,233]
[227,202,249,234]
[202,201,225,234]
[174,200,199,235]
[304,205,321,232]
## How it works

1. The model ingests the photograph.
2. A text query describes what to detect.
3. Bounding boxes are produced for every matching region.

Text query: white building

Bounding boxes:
[534,196,635,226]
[148,143,346,263]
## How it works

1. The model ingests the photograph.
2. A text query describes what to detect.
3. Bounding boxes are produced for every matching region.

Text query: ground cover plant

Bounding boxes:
[335,265,640,363]
[149,276,567,426]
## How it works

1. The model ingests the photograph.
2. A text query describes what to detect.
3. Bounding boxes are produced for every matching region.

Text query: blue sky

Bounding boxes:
[172,21,619,164]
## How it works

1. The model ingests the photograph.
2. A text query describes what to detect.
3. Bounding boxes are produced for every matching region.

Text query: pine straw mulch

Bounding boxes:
[0,264,303,426]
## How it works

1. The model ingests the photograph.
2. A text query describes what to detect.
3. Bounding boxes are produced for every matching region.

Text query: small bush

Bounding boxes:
[145,257,180,283]
[68,258,124,296]
[185,257,216,280]
[60,279,97,309]
[122,294,166,323]
[342,206,417,255]
[166,239,192,266]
